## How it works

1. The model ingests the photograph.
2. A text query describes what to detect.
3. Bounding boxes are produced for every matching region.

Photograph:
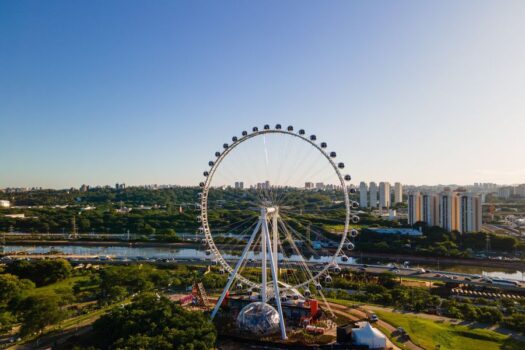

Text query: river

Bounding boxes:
[2,244,523,281]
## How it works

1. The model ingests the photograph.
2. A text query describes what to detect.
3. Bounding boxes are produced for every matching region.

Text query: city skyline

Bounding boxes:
[2,179,524,191]
[1,1,525,188]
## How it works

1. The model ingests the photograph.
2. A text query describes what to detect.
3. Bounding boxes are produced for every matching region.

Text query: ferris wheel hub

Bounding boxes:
[261,206,278,215]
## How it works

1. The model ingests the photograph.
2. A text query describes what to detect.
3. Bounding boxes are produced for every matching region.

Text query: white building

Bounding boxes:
[421,193,439,226]
[394,182,403,203]
[0,200,10,208]
[438,189,461,232]
[498,187,513,199]
[515,184,525,197]
[305,182,314,190]
[369,182,378,208]
[460,193,483,233]
[256,181,271,190]
[359,182,368,208]
[408,192,422,225]
[379,182,391,208]
[315,182,324,190]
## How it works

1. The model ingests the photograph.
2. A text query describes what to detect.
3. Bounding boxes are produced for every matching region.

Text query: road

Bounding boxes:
[332,264,525,291]
[2,253,524,292]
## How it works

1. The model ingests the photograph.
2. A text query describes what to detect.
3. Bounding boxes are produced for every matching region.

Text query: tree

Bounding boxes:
[377,272,398,288]
[0,273,35,308]
[92,293,216,349]
[17,294,64,335]
[504,313,525,333]
[97,265,171,303]
[0,311,16,333]
[6,259,72,286]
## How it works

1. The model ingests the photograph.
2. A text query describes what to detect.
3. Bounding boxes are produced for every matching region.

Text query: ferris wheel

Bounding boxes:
[200,125,359,335]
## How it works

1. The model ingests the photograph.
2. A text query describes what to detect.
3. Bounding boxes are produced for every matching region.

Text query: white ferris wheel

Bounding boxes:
[199,124,359,339]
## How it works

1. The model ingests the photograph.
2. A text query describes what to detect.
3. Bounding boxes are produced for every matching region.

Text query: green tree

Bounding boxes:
[6,259,72,286]
[17,294,64,335]
[0,273,35,308]
[0,311,16,333]
[92,293,216,349]
[97,265,171,302]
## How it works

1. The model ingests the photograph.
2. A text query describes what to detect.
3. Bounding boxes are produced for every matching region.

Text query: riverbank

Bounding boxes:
[2,239,197,248]
[3,239,523,270]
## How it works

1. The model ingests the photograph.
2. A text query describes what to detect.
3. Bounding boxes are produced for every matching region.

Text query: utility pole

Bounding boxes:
[71,216,78,239]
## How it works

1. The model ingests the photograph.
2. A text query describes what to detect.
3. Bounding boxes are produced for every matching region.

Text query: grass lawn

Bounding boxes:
[28,275,91,295]
[374,309,524,350]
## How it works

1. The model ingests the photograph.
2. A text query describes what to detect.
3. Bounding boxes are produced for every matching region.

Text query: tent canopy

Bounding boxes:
[352,322,387,349]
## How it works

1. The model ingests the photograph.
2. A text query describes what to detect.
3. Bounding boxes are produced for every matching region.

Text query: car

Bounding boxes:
[369,313,379,323]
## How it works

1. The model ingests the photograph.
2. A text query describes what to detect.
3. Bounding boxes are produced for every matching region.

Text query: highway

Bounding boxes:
[336,264,525,291]
[2,253,524,292]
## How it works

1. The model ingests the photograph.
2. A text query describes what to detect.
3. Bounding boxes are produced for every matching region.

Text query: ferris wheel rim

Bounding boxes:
[200,128,351,291]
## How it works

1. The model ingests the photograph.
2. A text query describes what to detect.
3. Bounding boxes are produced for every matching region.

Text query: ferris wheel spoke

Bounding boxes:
[272,131,293,190]
[278,219,321,287]
[209,215,258,234]
[279,218,326,263]
[285,137,315,183]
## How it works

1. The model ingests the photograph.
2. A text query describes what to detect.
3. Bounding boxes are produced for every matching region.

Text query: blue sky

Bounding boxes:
[1,1,524,188]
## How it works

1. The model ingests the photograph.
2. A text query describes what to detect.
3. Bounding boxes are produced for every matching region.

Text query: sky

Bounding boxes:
[1,0,524,188]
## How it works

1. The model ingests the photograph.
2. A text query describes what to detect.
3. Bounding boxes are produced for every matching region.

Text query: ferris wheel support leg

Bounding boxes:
[272,210,278,269]
[261,211,267,303]
[210,220,262,320]
[263,219,287,340]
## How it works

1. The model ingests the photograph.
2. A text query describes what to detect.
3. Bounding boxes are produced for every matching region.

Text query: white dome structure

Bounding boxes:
[236,302,280,336]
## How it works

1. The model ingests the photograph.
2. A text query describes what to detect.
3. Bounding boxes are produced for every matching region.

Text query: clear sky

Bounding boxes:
[1,0,524,188]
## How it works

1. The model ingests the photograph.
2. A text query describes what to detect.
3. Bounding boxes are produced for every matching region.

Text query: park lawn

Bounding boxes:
[374,309,524,350]
[27,275,90,295]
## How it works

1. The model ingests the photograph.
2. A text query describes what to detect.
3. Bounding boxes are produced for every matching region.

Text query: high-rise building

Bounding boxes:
[498,187,513,199]
[410,190,482,233]
[394,182,403,203]
[408,192,422,225]
[305,182,314,190]
[369,182,378,208]
[421,193,439,226]
[234,181,244,189]
[515,184,525,197]
[379,182,391,208]
[359,182,368,208]
[460,193,482,233]
[315,182,324,190]
[439,190,461,232]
